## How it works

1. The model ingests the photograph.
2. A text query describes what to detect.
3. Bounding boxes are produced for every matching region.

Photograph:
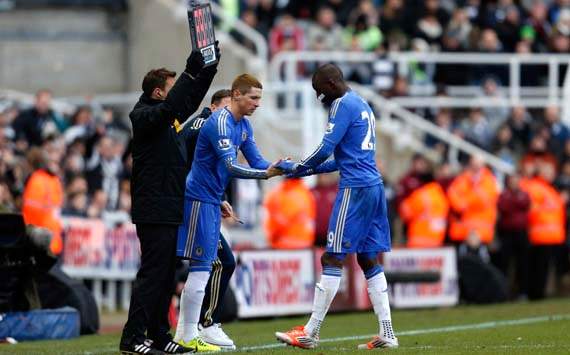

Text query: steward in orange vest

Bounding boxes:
[264,177,316,249]
[399,175,449,248]
[22,168,64,255]
[519,177,565,246]
[447,157,499,244]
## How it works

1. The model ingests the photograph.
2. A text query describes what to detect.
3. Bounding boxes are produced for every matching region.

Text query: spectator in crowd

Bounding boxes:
[379,0,407,39]
[524,0,552,52]
[22,139,64,256]
[399,166,449,248]
[230,9,262,53]
[310,173,339,247]
[495,173,531,299]
[496,5,522,52]
[434,161,455,192]
[269,13,305,58]
[306,6,344,51]
[444,7,472,50]
[346,0,379,29]
[12,89,67,149]
[461,107,493,149]
[0,178,15,212]
[491,124,517,166]
[507,105,532,155]
[473,29,507,83]
[85,135,125,211]
[543,106,570,154]
[62,191,88,217]
[86,189,108,219]
[521,135,558,176]
[344,12,383,53]
[63,106,95,144]
[480,76,509,133]
[448,155,500,245]
[520,163,566,299]
[315,0,358,26]
[425,109,457,156]
[395,153,431,210]
[263,176,316,249]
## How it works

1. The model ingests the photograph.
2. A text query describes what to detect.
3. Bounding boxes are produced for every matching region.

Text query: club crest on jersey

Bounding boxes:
[325,122,335,134]
[195,246,203,257]
[218,138,231,150]
[242,131,247,142]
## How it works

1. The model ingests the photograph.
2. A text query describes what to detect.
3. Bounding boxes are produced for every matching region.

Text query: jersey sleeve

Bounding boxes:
[240,120,271,169]
[322,99,353,147]
[296,98,352,172]
[205,115,235,160]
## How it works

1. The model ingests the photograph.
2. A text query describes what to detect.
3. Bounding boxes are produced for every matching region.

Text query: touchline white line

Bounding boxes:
[237,314,570,352]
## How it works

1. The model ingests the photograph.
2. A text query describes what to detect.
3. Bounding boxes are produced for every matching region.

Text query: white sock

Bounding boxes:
[177,271,210,343]
[305,274,341,337]
[367,272,396,339]
[174,289,185,341]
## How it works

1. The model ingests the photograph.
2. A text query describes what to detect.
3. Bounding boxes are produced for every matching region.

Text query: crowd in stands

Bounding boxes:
[229,0,569,83]
[0,90,132,234]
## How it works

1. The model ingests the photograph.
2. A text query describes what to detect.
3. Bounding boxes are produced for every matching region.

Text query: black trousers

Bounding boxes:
[121,224,177,346]
[528,245,553,300]
[200,234,235,327]
[494,229,530,298]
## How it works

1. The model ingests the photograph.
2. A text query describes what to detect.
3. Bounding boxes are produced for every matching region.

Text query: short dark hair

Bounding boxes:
[210,89,231,105]
[142,68,176,97]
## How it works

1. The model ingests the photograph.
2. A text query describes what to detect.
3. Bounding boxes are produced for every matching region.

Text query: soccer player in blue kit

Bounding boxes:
[275,64,399,350]
[175,74,283,352]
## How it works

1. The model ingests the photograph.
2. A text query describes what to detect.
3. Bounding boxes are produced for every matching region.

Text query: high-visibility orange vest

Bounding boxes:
[519,177,565,245]
[447,167,499,244]
[22,169,64,255]
[399,182,449,248]
[263,178,316,249]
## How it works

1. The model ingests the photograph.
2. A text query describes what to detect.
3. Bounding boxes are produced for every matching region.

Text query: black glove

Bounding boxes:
[185,49,205,78]
[213,40,221,63]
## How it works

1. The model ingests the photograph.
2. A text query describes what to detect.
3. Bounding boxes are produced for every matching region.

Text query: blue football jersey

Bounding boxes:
[324,90,381,188]
[185,108,268,204]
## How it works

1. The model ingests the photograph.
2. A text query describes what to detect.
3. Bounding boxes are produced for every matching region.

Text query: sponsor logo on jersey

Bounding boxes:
[325,122,335,134]
[218,138,231,150]
[242,131,247,142]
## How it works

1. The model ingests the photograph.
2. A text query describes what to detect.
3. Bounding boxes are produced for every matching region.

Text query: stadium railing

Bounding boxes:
[270,51,570,122]
[351,83,515,177]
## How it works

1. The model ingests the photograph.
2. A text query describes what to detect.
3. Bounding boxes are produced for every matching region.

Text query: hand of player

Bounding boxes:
[274,158,298,173]
[267,159,285,178]
[185,50,205,78]
[220,200,244,224]
[221,200,233,218]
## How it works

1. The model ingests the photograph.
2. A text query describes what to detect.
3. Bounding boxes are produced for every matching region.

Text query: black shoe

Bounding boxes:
[156,340,195,354]
[120,342,165,355]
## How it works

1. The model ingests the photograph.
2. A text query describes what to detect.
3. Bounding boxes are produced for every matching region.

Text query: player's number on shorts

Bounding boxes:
[361,111,376,151]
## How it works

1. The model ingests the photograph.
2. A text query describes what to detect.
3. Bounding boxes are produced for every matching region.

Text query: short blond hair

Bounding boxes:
[231,74,262,96]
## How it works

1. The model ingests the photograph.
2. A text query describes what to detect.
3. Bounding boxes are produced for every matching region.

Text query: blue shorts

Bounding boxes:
[326,184,391,254]
[176,199,221,264]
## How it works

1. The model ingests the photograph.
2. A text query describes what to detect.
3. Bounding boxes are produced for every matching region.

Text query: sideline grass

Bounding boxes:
[2,298,569,354]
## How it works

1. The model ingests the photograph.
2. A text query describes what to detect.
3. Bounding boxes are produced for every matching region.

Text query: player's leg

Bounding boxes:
[276,187,357,349]
[275,252,346,349]
[356,184,398,349]
[175,201,221,352]
[199,234,236,350]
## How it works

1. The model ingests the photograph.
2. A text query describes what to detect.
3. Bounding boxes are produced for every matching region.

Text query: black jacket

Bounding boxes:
[181,106,212,172]
[130,67,216,225]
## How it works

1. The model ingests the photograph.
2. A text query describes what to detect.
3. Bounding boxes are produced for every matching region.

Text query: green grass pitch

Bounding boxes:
[2,298,569,354]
